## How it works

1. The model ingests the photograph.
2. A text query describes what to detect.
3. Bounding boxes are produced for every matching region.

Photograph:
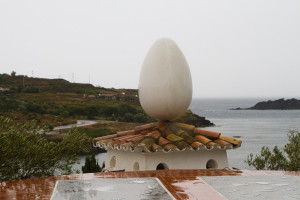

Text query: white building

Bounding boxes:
[96,122,241,171]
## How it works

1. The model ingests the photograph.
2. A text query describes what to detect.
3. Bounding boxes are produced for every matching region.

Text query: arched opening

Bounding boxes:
[133,162,140,171]
[206,159,218,169]
[156,163,169,170]
[110,156,116,169]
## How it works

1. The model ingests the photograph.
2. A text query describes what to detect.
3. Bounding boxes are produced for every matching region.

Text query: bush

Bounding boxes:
[25,102,44,114]
[118,103,138,116]
[82,154,104,173]
[43,123,54,131]
[84,129,112,138]
[101,104,119,116]
[0,117,92,181]
[123,113,134,122]
[23,86,39,93]
[245,130,300,171]
[134,113,147,123]
[60,110,70,118]
[85,105,99,119]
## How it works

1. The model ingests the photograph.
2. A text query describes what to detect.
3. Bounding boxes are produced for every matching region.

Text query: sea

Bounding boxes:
[73,98,300,172]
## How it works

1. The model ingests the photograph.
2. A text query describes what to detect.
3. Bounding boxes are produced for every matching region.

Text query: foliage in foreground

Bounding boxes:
[0,117,93,181]
[83,128,112,138]
[245,130,300,171]
[82,154,105,173]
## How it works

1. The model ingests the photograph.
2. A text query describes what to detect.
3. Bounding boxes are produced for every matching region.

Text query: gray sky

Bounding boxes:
[0,0,299,98]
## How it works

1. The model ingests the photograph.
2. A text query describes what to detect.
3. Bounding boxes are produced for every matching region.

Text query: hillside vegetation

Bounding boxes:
[0,72,213,135]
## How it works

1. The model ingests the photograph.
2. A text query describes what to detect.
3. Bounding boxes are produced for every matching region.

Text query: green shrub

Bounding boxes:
[134,113,147,123]
[23,86,39,93]
[118,103,138,116]
[60,110,70,118]
[43,123,54,131]
[84,129,112,138]
[246,130,300,171]
[0,117,92,181]
[82,154,104,173]
[123,113,134,122]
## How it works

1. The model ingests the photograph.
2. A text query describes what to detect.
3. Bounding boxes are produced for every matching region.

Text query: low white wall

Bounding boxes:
[145,149,228,170]
[105,149,146,171]
[105,148,229,171]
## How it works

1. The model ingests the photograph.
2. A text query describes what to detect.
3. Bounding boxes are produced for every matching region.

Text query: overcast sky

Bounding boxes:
[0,0,299,98]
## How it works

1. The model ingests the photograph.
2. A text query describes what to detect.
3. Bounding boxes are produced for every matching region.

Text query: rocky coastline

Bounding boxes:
[231,98,300,110]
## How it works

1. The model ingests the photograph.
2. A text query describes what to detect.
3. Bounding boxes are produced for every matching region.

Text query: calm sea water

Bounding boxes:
[74,98,300,172]
[190,98,300,169]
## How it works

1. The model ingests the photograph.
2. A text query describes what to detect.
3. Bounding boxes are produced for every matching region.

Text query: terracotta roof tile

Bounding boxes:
[95,122,242,152]
[191,141,203,149]
[164,143,176,151]
[195,135,212,145]
[177,130,197,144]
[140,130,151,135]
[109,140,122,147]
[126,134,145,143]
[164,130,173,136]
[95,134,117,141]
[174,140,190,150]
[138,137,155,149]
[120,142,134,149]
[146,131,161,139]
[194,129,220,138]
[135,122,158,133]
[159,137,172,146]
[213,139,232,148]
[155,122,167,132]
[166,134,183,142]
[117,130,135,136]
[169,122,195,132]
[219,135,242,147]
[151,143,162,152]
[116,134,139,142]
[100,139,113,145]
[206,141,218,149]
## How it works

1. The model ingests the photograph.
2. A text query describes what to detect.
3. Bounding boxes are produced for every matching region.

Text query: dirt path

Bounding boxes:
[53,120,98,131]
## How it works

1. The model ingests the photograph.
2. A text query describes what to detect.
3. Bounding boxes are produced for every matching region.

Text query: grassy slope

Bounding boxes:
[1,74,213,137]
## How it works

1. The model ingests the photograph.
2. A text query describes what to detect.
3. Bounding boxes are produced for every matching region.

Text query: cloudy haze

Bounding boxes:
[0,0,299,98]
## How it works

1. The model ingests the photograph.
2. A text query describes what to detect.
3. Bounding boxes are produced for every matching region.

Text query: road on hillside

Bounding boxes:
[53,120,98,131]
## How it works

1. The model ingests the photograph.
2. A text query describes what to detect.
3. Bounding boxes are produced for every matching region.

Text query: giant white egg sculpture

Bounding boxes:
[138,38,193,121]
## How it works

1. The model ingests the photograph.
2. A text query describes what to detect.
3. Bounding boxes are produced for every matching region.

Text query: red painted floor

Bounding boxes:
[1,169,299,200]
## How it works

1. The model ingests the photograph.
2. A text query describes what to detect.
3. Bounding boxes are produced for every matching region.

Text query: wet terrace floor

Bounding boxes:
[1,169,300,200]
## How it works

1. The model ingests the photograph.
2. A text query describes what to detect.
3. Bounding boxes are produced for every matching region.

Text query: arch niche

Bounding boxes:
[156,163,169,170]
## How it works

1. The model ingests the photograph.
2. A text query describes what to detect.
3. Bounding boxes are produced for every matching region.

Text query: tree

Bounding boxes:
[245,130,300,171]
[123,113,134,122]
[81,154,103,173]
[85,105,99,120]
[118,103,137,116]
[0,117,93,181]
[11,71,16,76]
[134,113,147,123]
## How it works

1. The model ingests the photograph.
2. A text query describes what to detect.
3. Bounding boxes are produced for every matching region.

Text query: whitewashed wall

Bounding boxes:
[105,148,229,171]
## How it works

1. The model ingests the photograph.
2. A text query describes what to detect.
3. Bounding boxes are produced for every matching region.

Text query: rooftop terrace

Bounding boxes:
[1,169,300,199]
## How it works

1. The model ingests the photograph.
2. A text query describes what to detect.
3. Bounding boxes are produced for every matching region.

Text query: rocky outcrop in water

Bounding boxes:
[232,98,300,110]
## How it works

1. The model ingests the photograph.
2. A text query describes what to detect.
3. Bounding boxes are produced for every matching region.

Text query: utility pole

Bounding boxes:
[72,73,74,83]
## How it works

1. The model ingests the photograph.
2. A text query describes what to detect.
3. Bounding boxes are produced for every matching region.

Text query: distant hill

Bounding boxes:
[0,73,214,128]
[232,98,300,110]
[0,73,137,95]
[0,73,95,93]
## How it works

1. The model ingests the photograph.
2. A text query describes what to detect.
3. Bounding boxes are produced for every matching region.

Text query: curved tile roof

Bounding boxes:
[95,121,242,153]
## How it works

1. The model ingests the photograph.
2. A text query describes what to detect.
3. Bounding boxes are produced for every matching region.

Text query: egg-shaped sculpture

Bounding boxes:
[138,38,193,121]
